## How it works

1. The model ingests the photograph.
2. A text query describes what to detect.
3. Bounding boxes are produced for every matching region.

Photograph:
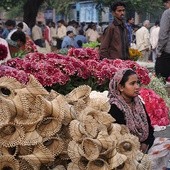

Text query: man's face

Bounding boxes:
[164,0,170,9]
[113,6,125,20]
[58,23,62,27]
[69,32,74,38]
[129,18,135,24]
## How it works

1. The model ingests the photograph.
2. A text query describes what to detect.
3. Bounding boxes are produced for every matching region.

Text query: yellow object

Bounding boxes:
[129,48,142,61]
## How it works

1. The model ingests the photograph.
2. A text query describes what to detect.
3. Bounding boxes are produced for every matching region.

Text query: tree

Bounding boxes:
[0,0,20,10]
[23,0,45,28]
[95,0,163,22]
[0,0,75,28]
[0,0,45,28]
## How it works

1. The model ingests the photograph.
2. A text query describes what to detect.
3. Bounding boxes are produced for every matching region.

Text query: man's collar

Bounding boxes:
[113,17,125,26]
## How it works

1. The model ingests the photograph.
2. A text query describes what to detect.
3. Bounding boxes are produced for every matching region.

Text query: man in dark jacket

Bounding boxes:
[99,1,129,60]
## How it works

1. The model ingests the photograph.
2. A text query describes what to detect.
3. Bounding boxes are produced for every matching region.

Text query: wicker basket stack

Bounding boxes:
[0,75,151,170]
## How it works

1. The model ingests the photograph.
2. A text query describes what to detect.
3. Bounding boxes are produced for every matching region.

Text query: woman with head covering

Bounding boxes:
[108,68,155,153]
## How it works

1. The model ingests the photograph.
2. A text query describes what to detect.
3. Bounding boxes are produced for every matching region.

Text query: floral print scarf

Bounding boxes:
[108,68,149,142]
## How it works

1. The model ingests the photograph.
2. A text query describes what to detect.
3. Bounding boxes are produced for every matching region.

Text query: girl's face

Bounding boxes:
[119,74,140,99]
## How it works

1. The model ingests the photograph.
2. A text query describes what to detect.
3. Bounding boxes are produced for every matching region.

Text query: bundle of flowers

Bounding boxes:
[0,44,8,60]
[0,75,151,170]
[1,52,150,94]
[140,88,170,126]
[67,47,100,61]
[147,76,170,109]
[129,48,142,61]
[0,65,29,84]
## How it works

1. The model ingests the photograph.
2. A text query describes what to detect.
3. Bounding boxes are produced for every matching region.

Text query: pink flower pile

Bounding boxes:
[140,88,170,126]
[67,48,100,61]
[0,65,29,84]
[1,50,150,87]
[5,53,89,86]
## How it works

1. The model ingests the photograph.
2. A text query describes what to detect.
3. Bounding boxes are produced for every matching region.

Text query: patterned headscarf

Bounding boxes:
[108,68,149,142]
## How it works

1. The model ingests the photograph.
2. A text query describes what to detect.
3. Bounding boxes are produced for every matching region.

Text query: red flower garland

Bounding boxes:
[140,88,170,126]
[0,44,8,60]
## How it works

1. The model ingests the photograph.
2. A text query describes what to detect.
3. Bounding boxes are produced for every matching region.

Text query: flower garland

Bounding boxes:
[140,88,170,126]
[0,44,8,60]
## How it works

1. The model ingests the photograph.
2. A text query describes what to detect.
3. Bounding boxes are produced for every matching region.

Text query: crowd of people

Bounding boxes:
[0,19,104,55]
[0,0,169,80]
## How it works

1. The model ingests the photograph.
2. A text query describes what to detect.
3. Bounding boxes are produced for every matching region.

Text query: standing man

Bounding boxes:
[126,17,135,45]
[155,0,170,81]
[136,20,150,62]
[150,20,160,63]
[87,23,100,42]
[56,20,67,50]
[32,21,44,48]
[99,1,129,60]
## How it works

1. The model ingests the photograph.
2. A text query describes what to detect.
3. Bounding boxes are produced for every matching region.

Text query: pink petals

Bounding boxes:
[140,88,170,126]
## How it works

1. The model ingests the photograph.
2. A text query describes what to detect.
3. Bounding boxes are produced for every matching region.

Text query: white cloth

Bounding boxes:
[136,26,150,51]
[32,25,43,41]
[87,29,100,42]
[50,27,57,38]
[150,26,160,50]
[57,25,67,39]
[154,125,166,132]
[23,22,31,35]
[148,137,170,170]
[66,25,77,35]
[7,29,17,39]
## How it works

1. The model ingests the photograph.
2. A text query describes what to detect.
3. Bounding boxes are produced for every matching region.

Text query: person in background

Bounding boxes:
[2,19,16,39]
[99,1,129,60]
[7,30,26,56]
[43,21,52,52]
[61,31,75,49]
[108,68,155,153]
[86,23,100,42]
[150,20,160,63]
[96,22,103,35]
[136,20,151,62]
[56,20,67,50]
[155,0,170,81]
[50,21,57,47]
[80,22,86,31]
[74,29,87,48]
[131,24,140,49]
[22,22,31,36]
[17,22,37,53]
[85,23,93,39]
[0,22,4,37]
[32,21,45,48]
[66,20,77,36]
[126,16,135,45]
